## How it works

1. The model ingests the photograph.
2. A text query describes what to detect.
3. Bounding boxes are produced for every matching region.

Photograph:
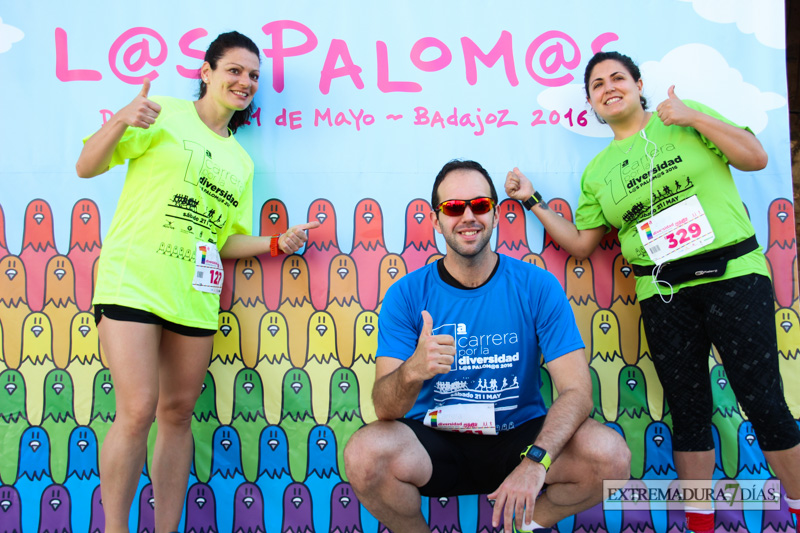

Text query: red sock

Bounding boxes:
[685,511,715,533]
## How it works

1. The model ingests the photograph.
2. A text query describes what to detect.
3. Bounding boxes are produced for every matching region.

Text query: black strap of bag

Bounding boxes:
[631,234,758,280]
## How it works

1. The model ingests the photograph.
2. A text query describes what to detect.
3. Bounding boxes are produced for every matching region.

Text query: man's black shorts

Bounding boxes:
[398,415,546,497]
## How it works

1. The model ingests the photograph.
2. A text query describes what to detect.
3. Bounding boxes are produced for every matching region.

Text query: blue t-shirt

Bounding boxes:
[377,255,584,432]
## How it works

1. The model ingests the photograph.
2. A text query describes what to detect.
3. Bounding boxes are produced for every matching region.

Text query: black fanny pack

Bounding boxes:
[631,235,758,285]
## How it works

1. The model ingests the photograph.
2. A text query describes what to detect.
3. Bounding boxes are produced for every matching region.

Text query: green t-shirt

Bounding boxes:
[575,100,768,301]
[90,96,254,329]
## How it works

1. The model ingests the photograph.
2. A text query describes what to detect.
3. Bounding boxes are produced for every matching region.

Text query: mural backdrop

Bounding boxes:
[0,1,798,532]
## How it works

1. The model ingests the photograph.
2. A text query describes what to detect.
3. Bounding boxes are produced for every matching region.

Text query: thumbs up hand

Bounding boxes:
[117,78,162,129]
[656,85,696,127]
[407,310,456,381]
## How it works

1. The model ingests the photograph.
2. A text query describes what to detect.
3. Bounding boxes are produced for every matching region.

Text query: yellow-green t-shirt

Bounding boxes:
[575,100,768,301]
[90,96,254,329]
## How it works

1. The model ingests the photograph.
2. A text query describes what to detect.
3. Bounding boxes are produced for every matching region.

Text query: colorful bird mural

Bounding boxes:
[616,365,653,479]
[306,425,339,533]
[209,311,244,425]
[351,310,379,423]
[619,479,655,533]
[42,255,79,370]
[0,204,8,261]
[137,482,156,533]
[710,364,744,479]
[475,493,502,533]
[67,311,102,425]
[64,425,100,533]
[277,255,315,368]
[41,368,78,483]
[539,198,573,288]
[303,198,341,311]
[233,482,266,533]
[495,199,531,260]
[282,482,315,533]
[326,253,364,369]
[208,425,246,533]
[0,485,22,533]
[281,368,316,482]
[375,253,407,313]
[589,229,622,310]
[401,199,439,273]
[327,368,365,480]
[89,368,115,446]
[775,305,800,409]
[306,310,339,424]
[429,495,462,533]
[565,256,599,349]
[38,483,72,533]
[230,257,268,368]
[19,312,57,422]
[259,198,291,310]
[589,310,625,422]
[256,311,293,424]
[231,368,268,481]
[608,254,640,365]
[19,199,58,313]
[256,425,293,533]
[330,482,364,533]
[0,255,30,369]
[350,199,388,311]
[67,199,102,312]
[185,482,219,533]
[0,369,28,485]
[764,198,798,308]
[16,426,53,533]
[192,371,221,484]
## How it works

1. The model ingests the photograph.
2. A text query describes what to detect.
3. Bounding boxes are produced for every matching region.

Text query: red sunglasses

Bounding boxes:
[435,197,496,217]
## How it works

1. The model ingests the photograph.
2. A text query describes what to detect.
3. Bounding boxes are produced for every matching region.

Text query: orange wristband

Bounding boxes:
[270,234,285,257]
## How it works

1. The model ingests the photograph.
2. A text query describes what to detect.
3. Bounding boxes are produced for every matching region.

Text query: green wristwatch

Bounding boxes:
[522,191,543,210]
[521,444,551,472]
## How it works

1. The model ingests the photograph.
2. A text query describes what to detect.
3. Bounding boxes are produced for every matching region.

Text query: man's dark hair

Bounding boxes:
[431,160,499,210]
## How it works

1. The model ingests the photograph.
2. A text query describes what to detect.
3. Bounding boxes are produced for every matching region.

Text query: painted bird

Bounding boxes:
[618,479,655,533]
[401,198,439,273]
[233,482,266,533]
[429,495,462,533]
[38,483,72,533]
[19,199,58,312]
[89,368,115,447]
[64,425,100,533]
[351,310,379,423]
[326,253,364,369]
[280,368,316,482]
[642,422,676,533]
[350,198,388,311]
[256,425,293,533]
[327,368,365,480]
[192,371,221,484]
[184,482,219,533]
[208,425,246,533]
[0,255,30,369]
[329,482,364,533]
[0,485,22,533]
[714,477,747,533]
[42,255,80,370]
[209,311,244,425]
[475,494,503,533]
[137,483,156,533]
[306,425,340,533]
[282,482,315,533]
[230,257,268,368]
[539,198,573,288]
[41,368,78,483]
[589,310,625,422]
[231,368,268,482]
[305,310,338,425]
[588,229,622,309]
[495,199,532,260]
[88,484,106,533]
[16,426,54,533]
[276,255,315,368]
[0,368,28,485]
[521,252,546,271]
[67,311,102,425]
[711,424,728,480]
[609,254,640,365]
[710,363,744,479]
[255,311,292,424]
[303,198,341,311]
[761,480,794,533]
[67,199,102,312]
[616,365,653,479]
[19,311,55,424]
[259,198,291,311]
[565,256,599,349]
[764,198,797,308]
[589,366,605,422]
[735,422,773,533]
[375,253,407,313]
[775,306,800,409]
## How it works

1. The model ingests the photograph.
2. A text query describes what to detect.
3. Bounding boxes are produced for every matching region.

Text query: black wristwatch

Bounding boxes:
[522,191,543,210]
[521,444,551,471]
